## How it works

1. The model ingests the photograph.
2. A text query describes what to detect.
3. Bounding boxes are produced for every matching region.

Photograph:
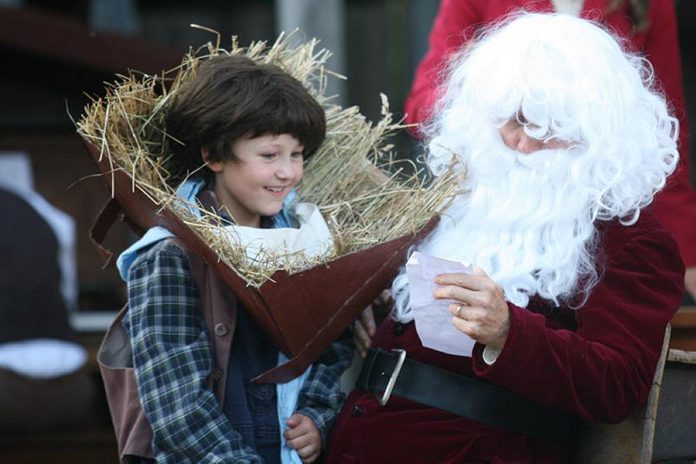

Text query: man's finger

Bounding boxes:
[433,284,477,305]
[449,302,468,320]
[353,320,372,350]
[434,272,487,291]
[380,289,393,304]
[451,316,478,340]
[359,307,377,336]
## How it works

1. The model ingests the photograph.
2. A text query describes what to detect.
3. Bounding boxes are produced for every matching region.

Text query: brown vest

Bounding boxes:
[98,240,237,460]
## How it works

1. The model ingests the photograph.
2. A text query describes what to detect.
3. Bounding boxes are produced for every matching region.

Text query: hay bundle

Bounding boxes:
[78,32,459,286]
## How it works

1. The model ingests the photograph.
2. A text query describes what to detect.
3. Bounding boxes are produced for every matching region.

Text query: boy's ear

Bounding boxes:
[201,147,224,173]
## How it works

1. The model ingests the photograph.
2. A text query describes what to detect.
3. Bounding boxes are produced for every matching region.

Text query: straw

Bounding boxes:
[77,32,460,287]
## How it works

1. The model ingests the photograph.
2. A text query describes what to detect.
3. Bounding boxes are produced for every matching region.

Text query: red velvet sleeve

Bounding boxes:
[403,0,482,134]
[471,217,684,423]
[641,0,696,266]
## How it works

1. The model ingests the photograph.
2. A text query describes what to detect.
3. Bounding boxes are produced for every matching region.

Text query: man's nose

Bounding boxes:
[516,132,544,154]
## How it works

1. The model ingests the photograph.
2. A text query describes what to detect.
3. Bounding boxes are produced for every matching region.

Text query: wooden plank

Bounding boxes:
[574,328,671,463]
[0,6,181,75]
[668,349,696,364]
[652,355,696,461]
[640,326,672,463]
[671,306,696,326]
[669,306,696,351]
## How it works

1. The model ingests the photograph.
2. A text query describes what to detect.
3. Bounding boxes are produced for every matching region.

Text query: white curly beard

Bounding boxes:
[392,134,599,323]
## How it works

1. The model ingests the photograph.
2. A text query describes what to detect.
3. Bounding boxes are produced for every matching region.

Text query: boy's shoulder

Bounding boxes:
[135,236,186,259]
[128,237,190,279]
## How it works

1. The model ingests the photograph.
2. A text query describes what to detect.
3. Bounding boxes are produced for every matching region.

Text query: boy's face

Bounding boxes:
[206,133,304,227]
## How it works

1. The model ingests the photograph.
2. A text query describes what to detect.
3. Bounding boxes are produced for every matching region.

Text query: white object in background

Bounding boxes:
[0,339,87,379]
[0,152,34,192]
[0,152,85,375]
[406,251,476,357]
[0,152,78,311]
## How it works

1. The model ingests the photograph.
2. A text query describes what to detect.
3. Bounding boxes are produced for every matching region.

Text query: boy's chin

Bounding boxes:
[259,204,284,218]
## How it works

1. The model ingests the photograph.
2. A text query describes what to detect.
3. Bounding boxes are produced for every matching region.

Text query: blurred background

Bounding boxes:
[0,1,694,462]
[0,0,450,322]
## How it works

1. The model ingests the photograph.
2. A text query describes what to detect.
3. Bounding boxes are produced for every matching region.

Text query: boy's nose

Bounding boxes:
[275,159,292,179]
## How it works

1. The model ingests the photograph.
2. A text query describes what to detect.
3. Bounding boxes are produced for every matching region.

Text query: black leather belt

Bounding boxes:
[356,348,580,445]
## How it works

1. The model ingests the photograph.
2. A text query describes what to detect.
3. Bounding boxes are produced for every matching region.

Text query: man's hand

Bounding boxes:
[684,266,696,303]
[352,307,376,358]
[351,289,391,358]
[433,267,510,350]
[284,413,321,463]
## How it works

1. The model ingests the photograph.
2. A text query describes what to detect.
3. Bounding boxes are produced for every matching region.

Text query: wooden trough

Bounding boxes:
[84,138,437,383]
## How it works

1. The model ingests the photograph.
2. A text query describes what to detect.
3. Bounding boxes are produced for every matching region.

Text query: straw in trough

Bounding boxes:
[77,31,460,287]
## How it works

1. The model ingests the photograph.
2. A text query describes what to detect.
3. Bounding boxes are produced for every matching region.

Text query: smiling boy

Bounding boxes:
[118,55,353,464]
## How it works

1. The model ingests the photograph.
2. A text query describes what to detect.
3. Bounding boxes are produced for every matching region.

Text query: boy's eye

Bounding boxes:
[260,153,276,160]
[291,152,304,160]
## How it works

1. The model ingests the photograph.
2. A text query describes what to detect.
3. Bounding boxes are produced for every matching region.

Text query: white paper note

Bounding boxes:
[406,251,476,357]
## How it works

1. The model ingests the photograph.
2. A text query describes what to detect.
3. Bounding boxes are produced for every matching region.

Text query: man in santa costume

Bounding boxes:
[326,13,684,463]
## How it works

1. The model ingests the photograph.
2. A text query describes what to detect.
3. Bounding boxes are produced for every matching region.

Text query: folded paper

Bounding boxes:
[406,251,476,357]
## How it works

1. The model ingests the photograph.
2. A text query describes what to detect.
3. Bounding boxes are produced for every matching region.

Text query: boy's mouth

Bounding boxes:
[264,186,286,195]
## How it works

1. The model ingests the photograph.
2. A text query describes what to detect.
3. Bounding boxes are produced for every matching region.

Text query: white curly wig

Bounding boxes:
[393,13,679,320]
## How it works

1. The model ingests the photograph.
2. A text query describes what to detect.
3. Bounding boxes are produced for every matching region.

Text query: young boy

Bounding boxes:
[118,55,353,464]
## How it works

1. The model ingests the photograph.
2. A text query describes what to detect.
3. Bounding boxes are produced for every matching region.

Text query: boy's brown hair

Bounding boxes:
[166,55,326,177]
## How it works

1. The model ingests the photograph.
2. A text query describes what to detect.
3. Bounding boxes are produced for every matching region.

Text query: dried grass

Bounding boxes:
[77,32,460,286]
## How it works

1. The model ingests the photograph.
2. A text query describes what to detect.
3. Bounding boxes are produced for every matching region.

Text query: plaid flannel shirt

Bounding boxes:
[124,239,354,463]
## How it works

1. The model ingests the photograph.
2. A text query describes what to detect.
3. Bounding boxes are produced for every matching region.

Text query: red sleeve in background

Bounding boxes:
[403,0,483,135]
[640,0,696,266]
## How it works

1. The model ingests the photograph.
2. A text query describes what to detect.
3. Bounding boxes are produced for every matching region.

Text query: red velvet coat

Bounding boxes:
[404,0,696,267]
[326,210,684,463]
